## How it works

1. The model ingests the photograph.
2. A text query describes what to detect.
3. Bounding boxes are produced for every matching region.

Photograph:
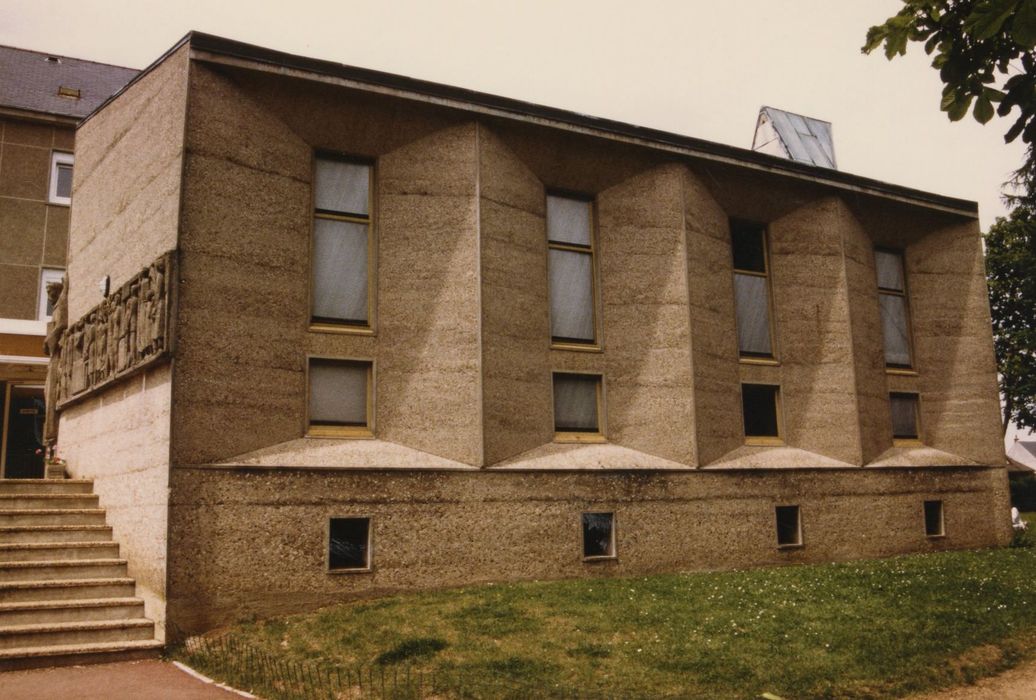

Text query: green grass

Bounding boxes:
[177,547,1036,699]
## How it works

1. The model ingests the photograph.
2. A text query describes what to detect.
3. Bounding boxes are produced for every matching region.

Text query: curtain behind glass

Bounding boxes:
[312,219,368,322]
[734,273,772,355]
[310,361,367,425]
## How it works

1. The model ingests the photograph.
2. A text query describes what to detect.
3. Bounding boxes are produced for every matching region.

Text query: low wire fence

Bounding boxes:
[171,632,622,700]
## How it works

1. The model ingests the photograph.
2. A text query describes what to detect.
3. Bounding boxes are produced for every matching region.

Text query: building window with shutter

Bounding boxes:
[547,194,598,349]
[311,154,373,331]
[731,220,776,362]
[875,248,913,369]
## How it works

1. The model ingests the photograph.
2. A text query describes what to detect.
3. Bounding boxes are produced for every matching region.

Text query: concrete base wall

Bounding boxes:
[166,464,1011,633]
[57,364,171,640]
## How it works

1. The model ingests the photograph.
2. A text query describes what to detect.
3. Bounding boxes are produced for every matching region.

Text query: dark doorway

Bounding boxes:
[2,384,45,479]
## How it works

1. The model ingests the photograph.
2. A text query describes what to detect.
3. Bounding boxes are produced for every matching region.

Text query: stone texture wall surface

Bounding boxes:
[59,365,172,639]
[0,116,73,320]
[67,45,189,321]
[167,465,1012,633]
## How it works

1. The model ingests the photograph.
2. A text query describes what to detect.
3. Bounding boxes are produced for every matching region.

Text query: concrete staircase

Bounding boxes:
[0,478,162,670]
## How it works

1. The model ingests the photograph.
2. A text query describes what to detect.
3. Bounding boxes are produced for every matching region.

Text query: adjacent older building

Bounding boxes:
[23,31,1013,653]
[0,45,135,479]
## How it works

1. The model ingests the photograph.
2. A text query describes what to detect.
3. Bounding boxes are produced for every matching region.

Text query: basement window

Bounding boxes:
[582,512,615,559]
[553,372,604,442]
[307,358,373,438]
[48,152,73,205]
[328,517,371,571]
[776,505,802,547]
[742,384,782,445]
[924,500,944,538]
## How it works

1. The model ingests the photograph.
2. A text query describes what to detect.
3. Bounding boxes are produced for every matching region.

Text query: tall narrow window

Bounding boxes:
[924,500,944,537]
[308,358,372,437]
[547,195,596,346]
[890,393,921,444]
[312,156,372,328]
[741,383,782,445]
[731,221,775,359]
[875,249,913,368]
[48,152,73,205]
[553,372,603,441]
[775,505,802,547]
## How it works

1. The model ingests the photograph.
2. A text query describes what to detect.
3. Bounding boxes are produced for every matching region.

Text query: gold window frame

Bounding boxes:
[732,220,779,365]
[552,371,606,443]
[309,151,377,335]
[875,247,916,373]
[741,383,784,446]
[305,355,375,439]
[547,192,601,352]
[890,391,923,447]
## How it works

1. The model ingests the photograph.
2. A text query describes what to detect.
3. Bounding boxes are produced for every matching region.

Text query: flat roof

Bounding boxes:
[89,31,978,219]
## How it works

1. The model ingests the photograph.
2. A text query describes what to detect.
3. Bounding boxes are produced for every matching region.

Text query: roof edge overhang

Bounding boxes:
[84,31,979,220]
[0,104,79,127]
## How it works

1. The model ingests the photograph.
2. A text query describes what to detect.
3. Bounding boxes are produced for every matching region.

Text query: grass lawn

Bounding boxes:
[177,544,1036,699]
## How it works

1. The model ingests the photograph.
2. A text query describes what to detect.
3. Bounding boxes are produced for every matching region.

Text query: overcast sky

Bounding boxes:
[2,0,1027,231]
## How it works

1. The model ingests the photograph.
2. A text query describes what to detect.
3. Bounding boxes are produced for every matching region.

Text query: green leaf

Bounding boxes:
[964,0,1020,40]
[984,86,1007,102]
[941,89,959,110]
[1012,0,1036,47]
[948,94,974,121]
[975,95,996,123]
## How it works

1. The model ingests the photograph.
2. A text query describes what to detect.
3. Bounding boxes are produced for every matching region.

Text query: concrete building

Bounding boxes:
[0,45,135,479]
[1,31,1012,665]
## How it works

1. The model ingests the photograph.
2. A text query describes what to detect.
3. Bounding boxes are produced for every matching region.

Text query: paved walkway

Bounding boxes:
[1,659,250,699]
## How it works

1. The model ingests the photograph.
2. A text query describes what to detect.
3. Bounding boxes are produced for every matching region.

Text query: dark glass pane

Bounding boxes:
[329,518,369,569]
[890,394,919,439]
[879,294,911,367]
[924,501,943,536]
[549,248,594,342]
[582,512,614,557]
[554,374,599,432]
[776,506,800,546]
[734,273,772,356]
[731,221,767,272]
[56,164,73,199]
[742,384,779,438]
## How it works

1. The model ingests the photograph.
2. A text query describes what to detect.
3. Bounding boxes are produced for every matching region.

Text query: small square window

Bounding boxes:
[924,500,944,537]
[582,512,615,559]
[890,393,921,443]
[48,152,73,205]
[553,373,603,440]
[775,505,802,547]
[308,358,372,437]
[328,517,371,571]
[37,268,64,321]
[742,384,781,444]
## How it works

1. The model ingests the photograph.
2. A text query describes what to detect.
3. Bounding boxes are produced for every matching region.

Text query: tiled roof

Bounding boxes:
[0,44,137,120]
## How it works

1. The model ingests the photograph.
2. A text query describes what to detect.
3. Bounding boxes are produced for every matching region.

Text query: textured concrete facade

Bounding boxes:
[56,34,1012,636]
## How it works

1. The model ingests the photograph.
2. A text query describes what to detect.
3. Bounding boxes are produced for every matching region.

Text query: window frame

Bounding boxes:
[309,151,376,335]
[305,355,375,439]
[326,516,373,573]
[890,392,923,447]
[48,151,73,206]
[775,504,803,549]
[581,511,617,561]
[731,219,779,365]
[874,247,916,373]
[37,268,64,321]
[741,383,784,446]
[923,500,945,538]
[546,191,601,351]
[552,371,606,443]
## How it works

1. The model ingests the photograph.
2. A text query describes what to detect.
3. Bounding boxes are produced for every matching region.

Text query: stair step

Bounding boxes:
[0,480,93,495]
[0,542,120,562]
[0,578,136,603]
[0,618,154,650]
[0,638,163,671]
[0,494,99,509]
[0,509,107,526]
[0,598,145,626]
[0,559,128,583]
[0,525,112,543]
